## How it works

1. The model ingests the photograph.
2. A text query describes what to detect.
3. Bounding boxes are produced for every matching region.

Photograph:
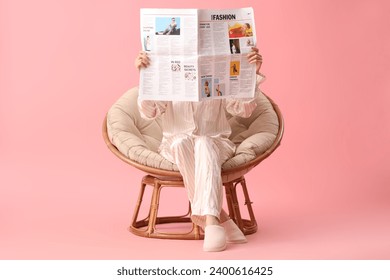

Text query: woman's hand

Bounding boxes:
[136,48,261,73]
[247,47,263,74]
[135,51,150,70]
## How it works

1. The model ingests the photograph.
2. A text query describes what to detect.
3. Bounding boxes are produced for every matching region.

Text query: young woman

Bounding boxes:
[135,48,264,252]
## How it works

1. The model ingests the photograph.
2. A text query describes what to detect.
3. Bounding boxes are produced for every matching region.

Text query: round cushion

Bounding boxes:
[106,87,279,171]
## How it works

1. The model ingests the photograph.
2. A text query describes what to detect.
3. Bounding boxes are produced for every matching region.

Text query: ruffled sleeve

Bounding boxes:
[225,73,266,118]
[137,99,168,120]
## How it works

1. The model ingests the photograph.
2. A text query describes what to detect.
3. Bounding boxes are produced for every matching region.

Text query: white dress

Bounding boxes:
[138,75,264,227]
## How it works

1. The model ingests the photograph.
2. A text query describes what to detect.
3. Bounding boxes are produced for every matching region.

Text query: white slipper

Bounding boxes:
[203,225,227,252]
[221,219,247,244]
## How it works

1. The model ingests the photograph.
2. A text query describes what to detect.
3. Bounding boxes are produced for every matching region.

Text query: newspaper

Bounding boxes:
[139,8,257,101]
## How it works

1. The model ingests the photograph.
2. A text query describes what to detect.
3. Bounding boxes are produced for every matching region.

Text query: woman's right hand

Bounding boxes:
[135,51,150,70]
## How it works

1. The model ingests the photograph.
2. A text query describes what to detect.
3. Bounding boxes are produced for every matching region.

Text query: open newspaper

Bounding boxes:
[139,8,257,101]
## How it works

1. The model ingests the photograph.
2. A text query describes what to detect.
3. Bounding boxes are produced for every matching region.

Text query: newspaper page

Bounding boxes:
[139,7,256,101]
[198,8,256,100]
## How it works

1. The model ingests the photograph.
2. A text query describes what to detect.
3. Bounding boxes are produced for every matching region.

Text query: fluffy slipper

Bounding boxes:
[221,219,247,244]
[203,225,227,252]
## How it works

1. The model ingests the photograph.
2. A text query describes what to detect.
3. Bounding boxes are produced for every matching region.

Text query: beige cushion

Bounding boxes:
[107,87,279,171]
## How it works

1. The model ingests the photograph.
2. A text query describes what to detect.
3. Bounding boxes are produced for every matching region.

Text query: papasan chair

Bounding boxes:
[103,87,284,240]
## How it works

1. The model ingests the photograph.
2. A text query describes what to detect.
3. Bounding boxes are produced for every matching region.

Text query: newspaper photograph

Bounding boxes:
[139,7,257,101]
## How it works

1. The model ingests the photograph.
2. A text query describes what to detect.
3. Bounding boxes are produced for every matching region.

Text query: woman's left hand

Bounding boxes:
[247,47,263,74]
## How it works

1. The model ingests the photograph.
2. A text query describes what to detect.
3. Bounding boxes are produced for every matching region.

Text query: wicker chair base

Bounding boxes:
[129,174,257,240]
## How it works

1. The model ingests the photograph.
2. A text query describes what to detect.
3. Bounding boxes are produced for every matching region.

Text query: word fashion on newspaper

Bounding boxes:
[139,7,257,101]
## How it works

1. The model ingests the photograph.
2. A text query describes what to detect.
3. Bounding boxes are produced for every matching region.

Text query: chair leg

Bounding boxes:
[224,181,241,226]
[224,176,257,235]
[129,175,203,240]
[130,177,147,230]
[146,178,161,236]
[224,181,235,221]
[240,177,257,234]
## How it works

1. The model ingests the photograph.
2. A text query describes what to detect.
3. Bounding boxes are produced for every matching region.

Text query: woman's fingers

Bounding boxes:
[140,52,150,63]
[141,55,150,66]
[247,46,262,63]
[247,52,262,64]
[246,47,263,74]
[135,52,150,69]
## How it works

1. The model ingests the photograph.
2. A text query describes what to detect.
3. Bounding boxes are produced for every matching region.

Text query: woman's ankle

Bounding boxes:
[219,209,230,223]
[205,215,220,226]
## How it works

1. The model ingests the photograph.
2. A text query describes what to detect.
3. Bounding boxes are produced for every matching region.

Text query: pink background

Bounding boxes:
[1,0,389,259]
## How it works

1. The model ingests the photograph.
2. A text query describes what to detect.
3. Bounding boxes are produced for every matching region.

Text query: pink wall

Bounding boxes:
[1,0,389,259]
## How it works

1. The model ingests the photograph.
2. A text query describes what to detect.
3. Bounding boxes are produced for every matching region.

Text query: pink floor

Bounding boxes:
[1,0,390,260]
[1,151,389,259]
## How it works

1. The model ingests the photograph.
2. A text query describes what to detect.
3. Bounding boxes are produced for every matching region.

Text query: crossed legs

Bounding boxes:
[159,134,246,251]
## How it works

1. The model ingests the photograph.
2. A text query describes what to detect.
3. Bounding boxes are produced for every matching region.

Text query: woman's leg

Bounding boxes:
[191,136,223,221]
[161,135,242,250]
[161,135,234,228]
[160,134,196,200]
[191,136,235,227]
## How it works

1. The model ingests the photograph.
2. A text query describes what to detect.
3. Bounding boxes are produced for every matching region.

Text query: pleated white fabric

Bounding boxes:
[137,75,265,227]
